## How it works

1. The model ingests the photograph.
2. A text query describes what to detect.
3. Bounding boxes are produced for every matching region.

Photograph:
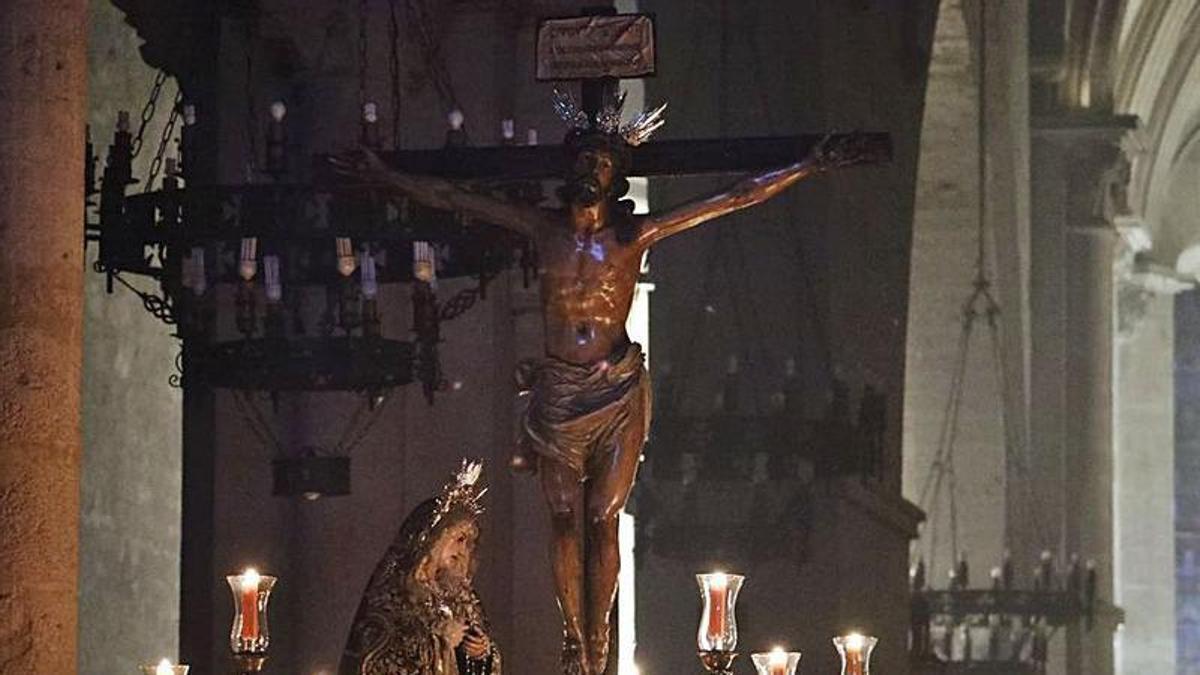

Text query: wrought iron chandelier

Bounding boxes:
[83,4,536,406]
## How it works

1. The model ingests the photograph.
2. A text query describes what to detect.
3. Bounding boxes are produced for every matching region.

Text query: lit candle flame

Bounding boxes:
[156,658,173,675]
[242,568,261,590]
[844,632,865,652]
[768,647,787,666]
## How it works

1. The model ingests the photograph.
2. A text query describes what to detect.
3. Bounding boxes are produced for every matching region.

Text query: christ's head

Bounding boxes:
[561,131,631,208]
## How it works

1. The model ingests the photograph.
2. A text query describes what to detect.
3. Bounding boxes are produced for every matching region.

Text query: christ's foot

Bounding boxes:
[562,636,589,675]
[587,631,611,675]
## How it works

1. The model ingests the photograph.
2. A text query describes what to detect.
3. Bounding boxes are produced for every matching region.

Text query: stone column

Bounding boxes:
[1057,118,1136,675]
[0,1,88,673]
[1031,116,1135,675]
[1113,257,1188,675]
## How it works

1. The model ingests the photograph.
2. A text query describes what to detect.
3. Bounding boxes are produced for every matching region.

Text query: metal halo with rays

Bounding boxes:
[552,87,667,147]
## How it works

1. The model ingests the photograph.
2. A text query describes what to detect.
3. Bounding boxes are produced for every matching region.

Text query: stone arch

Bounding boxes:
[1114,0,1200,270]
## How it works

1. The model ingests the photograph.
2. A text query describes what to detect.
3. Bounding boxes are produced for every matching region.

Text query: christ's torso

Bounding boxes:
[536,219,642,365]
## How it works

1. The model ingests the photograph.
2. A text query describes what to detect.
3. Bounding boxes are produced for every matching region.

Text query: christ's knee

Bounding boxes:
[587,505,620,536]
[549,504,580,535]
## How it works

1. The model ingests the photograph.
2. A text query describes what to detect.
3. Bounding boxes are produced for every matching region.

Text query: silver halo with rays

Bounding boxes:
[552,87,668,147]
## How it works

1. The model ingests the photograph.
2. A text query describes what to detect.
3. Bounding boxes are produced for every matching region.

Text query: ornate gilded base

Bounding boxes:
[232,653,268,674]
[698,650,738,674]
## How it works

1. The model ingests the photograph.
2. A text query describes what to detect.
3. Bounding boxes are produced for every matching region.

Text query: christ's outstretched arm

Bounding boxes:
[331,149,551,239]
[634,133,874,249]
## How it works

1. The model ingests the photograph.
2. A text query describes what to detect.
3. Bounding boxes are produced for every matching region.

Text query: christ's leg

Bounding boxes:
[584,402,648,675]
[541,458,589,675]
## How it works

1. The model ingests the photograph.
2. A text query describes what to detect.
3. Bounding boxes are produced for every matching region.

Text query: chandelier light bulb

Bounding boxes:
[239,237,258,281]
[269,101,287,122]
[336,237,357,277]
[527,128,539,146]
[263,255,282,302]
[187,247,207,296]
[501,118,515,140]
[413,241,437,282]
[447,108,465,131]
[360,250,378,299]
[363,102,378,123]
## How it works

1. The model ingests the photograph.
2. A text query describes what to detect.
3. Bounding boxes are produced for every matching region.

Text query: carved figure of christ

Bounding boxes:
[333,130,870,675]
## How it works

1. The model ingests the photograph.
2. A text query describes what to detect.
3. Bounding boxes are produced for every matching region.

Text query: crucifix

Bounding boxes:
[333,9,889,675]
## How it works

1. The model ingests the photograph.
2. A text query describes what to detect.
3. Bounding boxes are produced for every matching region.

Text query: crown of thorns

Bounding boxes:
[553,88,667,147]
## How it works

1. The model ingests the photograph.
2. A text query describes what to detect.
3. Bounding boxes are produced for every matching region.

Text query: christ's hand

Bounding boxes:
[809,131,884,171]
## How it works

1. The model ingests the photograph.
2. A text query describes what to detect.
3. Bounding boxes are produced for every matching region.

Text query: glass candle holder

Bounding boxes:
[696,572,745,652]
[140,659,189,675]
[833,633,878,675]
[751,648,802,675]
[227,568,277,656]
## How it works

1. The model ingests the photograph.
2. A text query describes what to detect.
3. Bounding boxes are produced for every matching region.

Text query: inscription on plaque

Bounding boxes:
[536,14,656,80]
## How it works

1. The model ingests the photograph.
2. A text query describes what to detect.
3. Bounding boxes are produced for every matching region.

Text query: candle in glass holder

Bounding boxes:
[696,571,745,661]
[239,568,261,640]
[833,633,877,675]
[750,647,802,675]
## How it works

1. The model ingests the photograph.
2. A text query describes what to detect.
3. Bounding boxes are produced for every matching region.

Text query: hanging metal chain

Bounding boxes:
[131,70,170,158]
[388,0,404,147]
[405,0,461,113]
[245,38,259,175]
[332,393,392,456]
[232,391,285,454]
[358,0,370,111]
[144,89,183,193]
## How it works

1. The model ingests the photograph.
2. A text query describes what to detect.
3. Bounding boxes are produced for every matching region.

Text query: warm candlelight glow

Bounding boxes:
[751,647,800,675]
[242,568,261,589]
[768,647,787,675]
[845,632,864,652]
[156,658,173,675]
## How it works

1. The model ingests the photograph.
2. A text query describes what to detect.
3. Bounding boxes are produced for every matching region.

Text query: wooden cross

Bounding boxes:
[374,8,890,183]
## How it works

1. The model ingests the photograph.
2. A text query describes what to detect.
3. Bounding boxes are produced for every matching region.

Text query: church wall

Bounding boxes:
[80,1,184,671]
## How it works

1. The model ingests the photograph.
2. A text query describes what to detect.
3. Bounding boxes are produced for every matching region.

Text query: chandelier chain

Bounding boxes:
[145,89,183,193]
[388,0,404,147]
[358,0,370,112]
[333,394,391,456]
[131,70,170,159]
[244,32,259,176]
